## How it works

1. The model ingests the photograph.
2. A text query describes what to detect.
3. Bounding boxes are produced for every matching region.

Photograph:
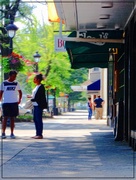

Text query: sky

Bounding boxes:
[15,1,50,28]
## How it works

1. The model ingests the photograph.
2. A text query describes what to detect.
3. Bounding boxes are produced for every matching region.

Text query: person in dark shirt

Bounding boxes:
[94,95,104,119]
[28,74,47,139]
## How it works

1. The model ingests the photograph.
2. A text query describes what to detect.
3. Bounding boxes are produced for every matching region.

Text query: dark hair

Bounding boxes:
[35,74,43,81]
[88,97,91,100]
[9,70,17,76]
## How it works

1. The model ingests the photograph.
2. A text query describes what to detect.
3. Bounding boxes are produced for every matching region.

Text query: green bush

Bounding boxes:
[16,114,33,122]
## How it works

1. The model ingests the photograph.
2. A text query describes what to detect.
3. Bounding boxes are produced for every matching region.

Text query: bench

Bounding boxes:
[130,130,136,151]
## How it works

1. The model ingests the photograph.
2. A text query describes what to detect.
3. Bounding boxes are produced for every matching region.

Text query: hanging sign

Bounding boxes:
[54,35,67,52]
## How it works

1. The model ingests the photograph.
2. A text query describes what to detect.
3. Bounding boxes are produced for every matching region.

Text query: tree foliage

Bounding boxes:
[14,19,72,94]
[0,1,88,105]
[0,0,34,23]
[68,68,88,104]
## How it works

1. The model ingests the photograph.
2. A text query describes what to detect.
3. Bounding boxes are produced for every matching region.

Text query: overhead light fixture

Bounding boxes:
[99,14,110,19]
[97,23,106,29]
[101,2,113,8]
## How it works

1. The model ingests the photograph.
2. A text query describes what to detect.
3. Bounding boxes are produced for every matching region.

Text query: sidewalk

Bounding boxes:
[0,110,135,180]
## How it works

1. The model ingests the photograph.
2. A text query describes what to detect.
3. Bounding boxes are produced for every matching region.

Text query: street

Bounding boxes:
[0,110,135,179]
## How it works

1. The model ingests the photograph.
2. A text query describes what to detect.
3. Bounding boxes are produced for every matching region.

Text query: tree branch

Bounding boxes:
[10,0,21,21]
[45,60,52,77]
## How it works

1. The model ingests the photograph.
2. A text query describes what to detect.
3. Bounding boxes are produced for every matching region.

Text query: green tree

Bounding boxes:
[14,18,71,94]
[0,0,34,56]
[67,68,88,109]
[0,2,88,107]
[0,0,37,93]
[14,16,88,105]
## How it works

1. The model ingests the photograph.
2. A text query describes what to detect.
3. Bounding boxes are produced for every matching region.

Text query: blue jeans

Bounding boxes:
[88,108,92,119]
[33,106,43,136]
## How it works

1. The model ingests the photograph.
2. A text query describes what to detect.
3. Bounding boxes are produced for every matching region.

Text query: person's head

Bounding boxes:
[98,95,101,98]
[8,70,17,82]
[33,73,44,85]
[88,97,91,101]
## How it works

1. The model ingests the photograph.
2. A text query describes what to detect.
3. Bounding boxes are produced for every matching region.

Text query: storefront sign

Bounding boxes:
[54,35,66,52]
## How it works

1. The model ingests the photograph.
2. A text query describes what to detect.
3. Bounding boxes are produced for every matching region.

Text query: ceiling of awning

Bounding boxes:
[54,0,135,31]
[52,0,135,68]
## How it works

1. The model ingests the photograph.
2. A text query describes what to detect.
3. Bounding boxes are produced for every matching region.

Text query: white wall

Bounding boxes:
[101,68,107,118]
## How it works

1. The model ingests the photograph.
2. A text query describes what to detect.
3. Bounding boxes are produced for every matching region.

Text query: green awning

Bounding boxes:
[65,30,124,69]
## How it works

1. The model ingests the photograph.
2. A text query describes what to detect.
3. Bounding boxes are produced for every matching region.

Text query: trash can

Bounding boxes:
[53,107,58,115]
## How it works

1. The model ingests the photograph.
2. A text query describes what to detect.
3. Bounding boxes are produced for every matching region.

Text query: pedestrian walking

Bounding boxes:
[0,70,22,139]
[29,74,47,139]
[87,97,92,120]
[94,95,104,119]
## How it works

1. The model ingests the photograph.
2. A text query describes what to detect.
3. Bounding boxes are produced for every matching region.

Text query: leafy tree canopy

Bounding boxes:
[0,1,88,105]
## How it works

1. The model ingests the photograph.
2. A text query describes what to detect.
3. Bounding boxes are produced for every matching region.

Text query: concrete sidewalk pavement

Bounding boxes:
[0,110,135,180]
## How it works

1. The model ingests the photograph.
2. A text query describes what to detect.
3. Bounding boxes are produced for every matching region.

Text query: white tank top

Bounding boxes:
[0,80,21,103]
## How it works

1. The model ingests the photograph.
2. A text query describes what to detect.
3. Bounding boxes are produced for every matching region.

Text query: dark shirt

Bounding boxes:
[94,98,104,108]
[88,101,92,108]
[31,84,47,109]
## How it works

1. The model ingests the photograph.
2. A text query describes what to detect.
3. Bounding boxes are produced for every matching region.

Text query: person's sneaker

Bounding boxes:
[1,133,6,139]
[10,134,16,139]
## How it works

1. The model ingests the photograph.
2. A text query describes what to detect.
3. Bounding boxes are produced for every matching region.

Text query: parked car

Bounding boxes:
[19,105,31,115]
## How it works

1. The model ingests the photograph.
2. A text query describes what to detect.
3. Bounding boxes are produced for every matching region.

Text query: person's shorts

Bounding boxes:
[2,103,19,117]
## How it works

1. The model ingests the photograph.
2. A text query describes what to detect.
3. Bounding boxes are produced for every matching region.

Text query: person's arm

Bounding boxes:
[18,90,22,104]
[27,94,32,98]
[93,100,96,106]
[90,102,92,108]
[102,99,105,106]
[0,90,3,101]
